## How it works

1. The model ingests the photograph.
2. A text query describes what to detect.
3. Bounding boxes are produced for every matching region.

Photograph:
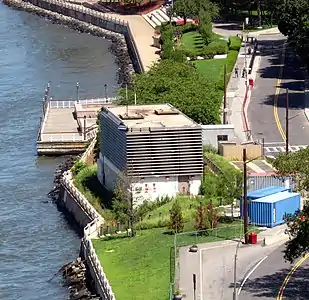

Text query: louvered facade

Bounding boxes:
[126,128,203,177]
[98,104,203,201]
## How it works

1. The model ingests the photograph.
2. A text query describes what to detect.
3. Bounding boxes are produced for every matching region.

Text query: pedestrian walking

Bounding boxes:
[242,67,247,78]
[234,66,239,78]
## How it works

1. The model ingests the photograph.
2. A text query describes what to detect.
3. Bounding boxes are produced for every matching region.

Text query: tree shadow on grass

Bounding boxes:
[238,265,309,299]
[194,36,204,49]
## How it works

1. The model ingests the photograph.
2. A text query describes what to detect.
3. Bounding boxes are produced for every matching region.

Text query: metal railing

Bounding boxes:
[40,127,97,142]
[60,134,116,299]
[49,97,117,109]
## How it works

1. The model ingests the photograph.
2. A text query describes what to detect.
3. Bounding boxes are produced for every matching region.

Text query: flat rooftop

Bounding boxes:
[106,104,199,129]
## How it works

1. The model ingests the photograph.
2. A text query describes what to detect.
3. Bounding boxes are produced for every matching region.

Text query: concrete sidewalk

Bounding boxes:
[178,224,288,300]
[226,46,256,142]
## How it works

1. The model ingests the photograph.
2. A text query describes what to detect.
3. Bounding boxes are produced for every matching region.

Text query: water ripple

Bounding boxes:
[0,3,118,299]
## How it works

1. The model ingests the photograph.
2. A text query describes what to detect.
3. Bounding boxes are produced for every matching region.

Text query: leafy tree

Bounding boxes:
[198,10,213,45]
[206,200,219,229]
[168,200,184,233]
[194,201,207,232]
[284,205,309,263]
[272,148,309,192]
[271,148,309,262]
[274,0,309,70]
[173,0,219,23]
[119,60,222,125]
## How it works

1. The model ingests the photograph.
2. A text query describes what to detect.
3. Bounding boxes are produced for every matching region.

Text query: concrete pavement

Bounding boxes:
[239,244,309,300]
[178,225,289,300]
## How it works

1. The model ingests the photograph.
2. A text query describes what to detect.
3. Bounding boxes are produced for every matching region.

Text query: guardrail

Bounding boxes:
[38,100,51,141]
[60,134,116,300]
[27,0,145,73]
[49,98,117,109]
[40,127,97,142]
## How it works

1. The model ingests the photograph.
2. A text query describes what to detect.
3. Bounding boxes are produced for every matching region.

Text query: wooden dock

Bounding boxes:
[37,96,117,155]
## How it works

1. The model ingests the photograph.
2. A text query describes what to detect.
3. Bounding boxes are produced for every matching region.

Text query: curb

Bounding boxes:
[304,78,309,122]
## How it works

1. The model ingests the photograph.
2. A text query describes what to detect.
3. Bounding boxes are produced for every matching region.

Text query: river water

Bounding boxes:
[0,4,118,300]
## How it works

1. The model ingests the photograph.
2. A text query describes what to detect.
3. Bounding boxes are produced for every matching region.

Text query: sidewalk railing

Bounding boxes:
[49,98,117,109]
[61,134,116,300]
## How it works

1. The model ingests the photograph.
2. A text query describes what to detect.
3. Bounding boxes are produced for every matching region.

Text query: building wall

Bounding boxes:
[126,127,203,177]
[202,124,236,149]
[100,109,127,172]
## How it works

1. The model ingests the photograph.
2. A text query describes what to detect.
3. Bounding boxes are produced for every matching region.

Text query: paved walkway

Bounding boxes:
[179,224,288,300]
[104,13,159,71]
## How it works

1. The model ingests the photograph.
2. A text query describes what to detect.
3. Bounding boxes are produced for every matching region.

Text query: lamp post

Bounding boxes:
[76,82,80,104]
[233,230,255,300]
[104,84,108,102]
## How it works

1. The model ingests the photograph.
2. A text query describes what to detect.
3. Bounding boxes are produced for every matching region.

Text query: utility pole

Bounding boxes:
[243,148,249,244]
[76,82,80,104]
[223,64,227,124]
[285,88,289,154]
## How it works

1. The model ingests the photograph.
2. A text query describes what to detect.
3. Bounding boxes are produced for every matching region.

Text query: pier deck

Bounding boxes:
[37,98,117,155]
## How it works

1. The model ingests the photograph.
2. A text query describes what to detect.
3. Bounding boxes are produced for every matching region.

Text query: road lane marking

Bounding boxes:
[276,253,309,300]
[273,44,287,142]
[237,255,269,295]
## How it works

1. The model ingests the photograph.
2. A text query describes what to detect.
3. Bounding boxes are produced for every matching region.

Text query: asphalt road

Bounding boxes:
[248,34,309,157]
[239,245,309,300]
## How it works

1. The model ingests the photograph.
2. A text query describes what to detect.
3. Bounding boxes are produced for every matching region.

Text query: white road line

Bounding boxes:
[237,255,269,295]
[264,142,286,145]
[278,146,286,152]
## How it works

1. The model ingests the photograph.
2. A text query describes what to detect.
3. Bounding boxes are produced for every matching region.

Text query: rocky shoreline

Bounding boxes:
[3,0,134,87]
[60,258,100,300]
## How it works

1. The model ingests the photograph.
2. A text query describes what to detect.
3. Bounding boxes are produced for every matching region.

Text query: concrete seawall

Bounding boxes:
[55,137,116,300]
[3,0,137,81]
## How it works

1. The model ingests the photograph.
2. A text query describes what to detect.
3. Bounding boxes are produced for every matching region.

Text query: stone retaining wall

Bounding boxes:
[53,136,115,300]
[59,136,115,299]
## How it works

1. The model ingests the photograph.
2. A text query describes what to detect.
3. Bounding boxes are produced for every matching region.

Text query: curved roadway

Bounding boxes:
[248,34,309,157]
[239,245,309,300]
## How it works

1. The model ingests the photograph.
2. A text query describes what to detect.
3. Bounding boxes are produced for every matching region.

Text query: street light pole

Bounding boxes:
[104,84,108,102]
[223,64,227,125]
[285,88,289,154]
[243,148,249,244]
[76,82,80,104]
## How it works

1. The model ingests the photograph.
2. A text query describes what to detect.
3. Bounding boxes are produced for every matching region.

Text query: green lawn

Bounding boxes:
[181,31,205,51]
[92,223,252,300]
[193,49,239,87]
[181,31,224,52]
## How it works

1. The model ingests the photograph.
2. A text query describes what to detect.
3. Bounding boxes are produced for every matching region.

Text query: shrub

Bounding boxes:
[209,40,228,54]
[179,23,198,34]
[168,200,184,233]
[71,160,86,176]
[229,36,242,51]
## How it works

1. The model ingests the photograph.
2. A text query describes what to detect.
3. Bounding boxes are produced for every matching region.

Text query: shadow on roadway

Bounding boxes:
[256,39,306,80]
[238,265,309,299]
[262,90,306,109]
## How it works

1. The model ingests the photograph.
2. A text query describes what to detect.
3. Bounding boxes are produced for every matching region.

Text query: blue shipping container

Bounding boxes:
[240,186,290,218]
[247,186,290,200]
[248,191,301,227]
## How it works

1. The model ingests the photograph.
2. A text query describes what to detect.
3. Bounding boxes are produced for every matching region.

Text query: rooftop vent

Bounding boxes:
[154,108,179,115]
[119,113,144,120]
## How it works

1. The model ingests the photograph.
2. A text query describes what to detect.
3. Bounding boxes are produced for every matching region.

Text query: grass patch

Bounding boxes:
[92,222,250,300]
[204,151,239,174]
[73,163,113,218]
[193,49,238,87]
[137,196,227,230]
